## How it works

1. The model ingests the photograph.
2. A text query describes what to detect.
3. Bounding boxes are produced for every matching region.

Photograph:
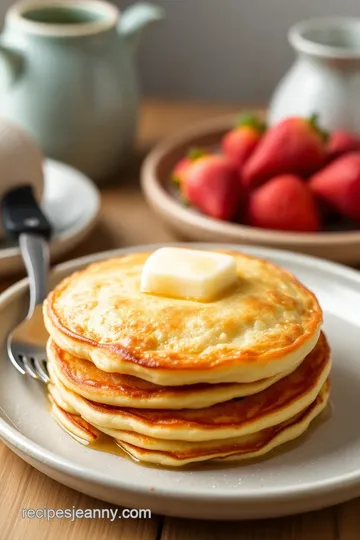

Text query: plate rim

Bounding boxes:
[1,242,360,505]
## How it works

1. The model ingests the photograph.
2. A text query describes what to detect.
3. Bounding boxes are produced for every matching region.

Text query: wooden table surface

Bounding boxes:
[0,100,359,540]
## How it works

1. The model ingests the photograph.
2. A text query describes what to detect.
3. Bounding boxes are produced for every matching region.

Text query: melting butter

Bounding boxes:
[140,247,238,302]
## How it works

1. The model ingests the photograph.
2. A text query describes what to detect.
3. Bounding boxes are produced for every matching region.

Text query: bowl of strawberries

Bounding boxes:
[141,112,360,264]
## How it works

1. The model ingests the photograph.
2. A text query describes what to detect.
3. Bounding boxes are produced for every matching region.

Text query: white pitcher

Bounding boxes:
[269,18,360,133]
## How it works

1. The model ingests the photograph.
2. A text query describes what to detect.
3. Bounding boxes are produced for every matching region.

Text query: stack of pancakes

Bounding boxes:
[43,250,330,467]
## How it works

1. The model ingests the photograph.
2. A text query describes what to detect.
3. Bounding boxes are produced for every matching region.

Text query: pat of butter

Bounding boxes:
[140,247,238,301]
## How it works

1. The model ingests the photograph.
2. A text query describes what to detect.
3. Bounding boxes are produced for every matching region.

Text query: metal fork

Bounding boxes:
[2,186,52,383]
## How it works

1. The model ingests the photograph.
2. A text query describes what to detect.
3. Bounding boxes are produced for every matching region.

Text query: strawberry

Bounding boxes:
[171,148,207,185]
[309,152,360,220]
[182,155,242,220]
[327,130,360,161]
[247,174,320,232]
[221,114,265,171]
[171,157,190,185]
[243,114,328,189]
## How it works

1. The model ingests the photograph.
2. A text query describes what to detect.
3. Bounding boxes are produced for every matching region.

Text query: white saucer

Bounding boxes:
[0,159,100,278]
[0,243,360,520]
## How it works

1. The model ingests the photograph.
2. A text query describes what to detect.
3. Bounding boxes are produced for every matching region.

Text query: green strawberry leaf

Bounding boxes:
[236,113,266,134]
[180,194,190,207]
[187,147,207,161]
[170,174,181,185]
[308,113,329,143]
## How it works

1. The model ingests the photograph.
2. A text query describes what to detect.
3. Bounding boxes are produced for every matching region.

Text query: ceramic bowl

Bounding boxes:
[141,116,360,265]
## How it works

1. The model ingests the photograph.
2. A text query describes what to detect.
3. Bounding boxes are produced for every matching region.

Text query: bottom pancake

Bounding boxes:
[49,380,330,467]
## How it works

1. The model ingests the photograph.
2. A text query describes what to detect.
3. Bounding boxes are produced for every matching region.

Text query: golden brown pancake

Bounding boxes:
[49,393,101,444]
[117,383,330,465]
[47,338,297,409]
[49,381,330,466]
[44,251,322,386]
[47,333,331,442]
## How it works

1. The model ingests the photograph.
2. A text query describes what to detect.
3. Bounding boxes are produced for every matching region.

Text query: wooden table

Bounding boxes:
[0,100,359,540]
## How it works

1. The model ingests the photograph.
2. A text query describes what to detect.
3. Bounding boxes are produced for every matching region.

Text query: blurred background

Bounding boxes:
[1,0,360,267]
[2,0,360,104]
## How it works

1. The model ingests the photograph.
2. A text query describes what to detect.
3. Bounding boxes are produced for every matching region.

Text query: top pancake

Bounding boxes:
[44,250,322,386]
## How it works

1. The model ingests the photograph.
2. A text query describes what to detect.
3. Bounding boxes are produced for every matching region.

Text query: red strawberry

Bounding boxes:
[182,155,242,220]
[221,114,265,171]
[171,148,207,185]
[247,174,320,232]
[243,115,328,189]
[309,152,360,220]
[327,130,360,161]
[171,157,190,185]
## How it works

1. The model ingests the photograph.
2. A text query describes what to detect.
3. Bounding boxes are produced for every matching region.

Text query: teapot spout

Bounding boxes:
[0,42,23,86]
[118,2,165,54]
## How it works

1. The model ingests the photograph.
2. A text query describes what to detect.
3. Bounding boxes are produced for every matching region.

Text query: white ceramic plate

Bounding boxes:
[0,159,100,278]
[0,243,360,520]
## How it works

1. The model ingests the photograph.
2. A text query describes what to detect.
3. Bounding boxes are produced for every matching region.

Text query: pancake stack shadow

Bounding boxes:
[43,251,331,467]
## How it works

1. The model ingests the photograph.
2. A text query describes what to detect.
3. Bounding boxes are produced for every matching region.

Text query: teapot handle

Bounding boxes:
[0,42,23,85]
[118,2,165,54]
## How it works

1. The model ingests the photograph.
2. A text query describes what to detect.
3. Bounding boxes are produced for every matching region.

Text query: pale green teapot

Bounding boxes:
[0,0,164,181]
